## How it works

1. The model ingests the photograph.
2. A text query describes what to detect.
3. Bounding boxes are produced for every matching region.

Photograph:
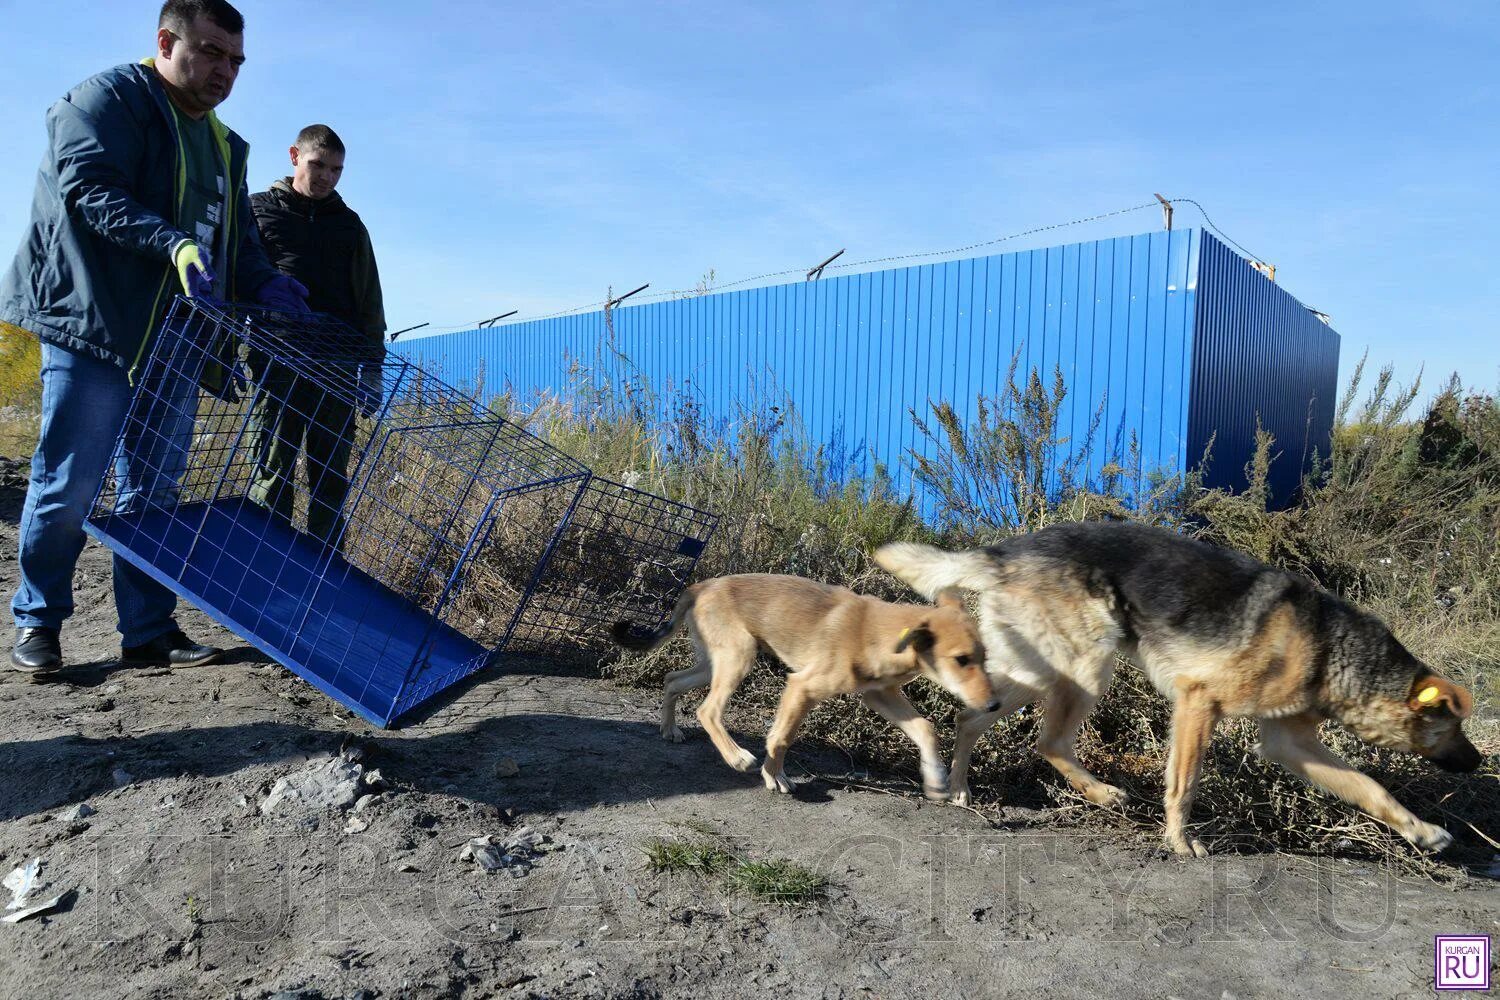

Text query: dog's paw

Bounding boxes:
[922,762,949,801]
[1085,783,1129,809]
[660,725,686,743]
[730,748,759,772]
[762,766,794,794]
[1403,820,1453,853]
[1165,832,1210,858]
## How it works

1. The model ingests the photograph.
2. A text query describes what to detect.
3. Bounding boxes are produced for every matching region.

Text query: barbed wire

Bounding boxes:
[1166,196,1263,263]
[409,196,1256,334]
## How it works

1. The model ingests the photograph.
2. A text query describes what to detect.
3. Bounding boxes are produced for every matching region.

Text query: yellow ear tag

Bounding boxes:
[898,627,911,643]
[1417,685,1440,704]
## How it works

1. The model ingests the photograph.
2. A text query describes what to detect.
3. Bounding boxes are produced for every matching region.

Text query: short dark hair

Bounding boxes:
[159,0,244,36]
[295,124,346,155]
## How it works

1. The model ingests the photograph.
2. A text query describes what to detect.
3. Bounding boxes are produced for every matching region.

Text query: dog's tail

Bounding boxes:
[874,542,1001,599]
[610,586,696,652]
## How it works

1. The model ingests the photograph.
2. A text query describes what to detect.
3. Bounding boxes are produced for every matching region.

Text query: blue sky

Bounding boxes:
[1,1,1496,395]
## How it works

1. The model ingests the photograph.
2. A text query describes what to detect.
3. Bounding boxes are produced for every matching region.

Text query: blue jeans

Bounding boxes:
[11,342,193,647]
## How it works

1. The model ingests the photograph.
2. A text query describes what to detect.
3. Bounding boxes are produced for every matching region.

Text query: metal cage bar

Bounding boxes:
[83,297,717,726]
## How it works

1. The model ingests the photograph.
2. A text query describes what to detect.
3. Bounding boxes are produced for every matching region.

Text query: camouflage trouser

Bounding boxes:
[246,364,356,547]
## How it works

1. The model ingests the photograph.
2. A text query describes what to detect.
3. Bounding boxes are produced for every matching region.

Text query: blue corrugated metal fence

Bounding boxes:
[393,228,1339,514]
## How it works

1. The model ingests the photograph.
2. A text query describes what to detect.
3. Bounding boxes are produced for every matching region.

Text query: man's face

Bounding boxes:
[156,15,245,115]
[290,145,346,200]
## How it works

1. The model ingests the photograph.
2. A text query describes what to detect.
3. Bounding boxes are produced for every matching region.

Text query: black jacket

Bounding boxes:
[1,61,277,372]
[251,178,385,352]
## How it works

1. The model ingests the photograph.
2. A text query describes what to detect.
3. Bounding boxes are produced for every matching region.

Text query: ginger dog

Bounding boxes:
[613,574,999,799]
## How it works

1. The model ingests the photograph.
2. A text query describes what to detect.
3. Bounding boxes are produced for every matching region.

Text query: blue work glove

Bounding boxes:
[172,241,217,301]
[255,273,312,313]
[355,362,384,419]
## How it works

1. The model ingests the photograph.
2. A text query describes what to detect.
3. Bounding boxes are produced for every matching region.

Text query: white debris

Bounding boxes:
[343,816,369,835]
[2,857,70,924]
[460,835,505,871]
[1,892,70,924]
[361,769,386,790]
[458,828,547,875]
[4,859,41,910]
[260,758,365,818]
[353,794,379,814]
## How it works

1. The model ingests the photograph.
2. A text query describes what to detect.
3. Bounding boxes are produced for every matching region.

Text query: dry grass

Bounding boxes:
[0,322,42,456]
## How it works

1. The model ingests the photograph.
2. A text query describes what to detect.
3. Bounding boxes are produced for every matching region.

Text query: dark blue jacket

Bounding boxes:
[0,61,277,373]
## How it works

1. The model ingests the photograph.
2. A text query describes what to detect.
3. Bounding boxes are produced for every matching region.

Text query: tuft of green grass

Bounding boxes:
[643,837,735,877]
[722,858,829,905]
[641,836,828,906]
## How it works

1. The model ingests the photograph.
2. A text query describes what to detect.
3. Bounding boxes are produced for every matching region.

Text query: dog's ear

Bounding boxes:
[894,623,934,654]
[934,587,964,611]
[1408,676,1474,719]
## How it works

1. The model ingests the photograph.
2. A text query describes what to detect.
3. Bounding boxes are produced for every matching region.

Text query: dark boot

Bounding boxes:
[121,629,223,667]
[10,627,63,676]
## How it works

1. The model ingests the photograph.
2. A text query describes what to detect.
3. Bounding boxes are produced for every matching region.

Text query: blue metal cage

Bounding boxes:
[84,298,717,726]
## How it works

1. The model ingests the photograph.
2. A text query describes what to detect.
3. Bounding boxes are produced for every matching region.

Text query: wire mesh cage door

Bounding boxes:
[84,297,717,726]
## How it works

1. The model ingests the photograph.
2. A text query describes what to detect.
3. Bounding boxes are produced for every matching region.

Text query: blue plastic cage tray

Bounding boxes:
[85,299,717,726]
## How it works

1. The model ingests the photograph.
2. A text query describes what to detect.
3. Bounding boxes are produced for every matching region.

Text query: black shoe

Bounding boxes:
[11,627,63,676]
[121,629,222,667]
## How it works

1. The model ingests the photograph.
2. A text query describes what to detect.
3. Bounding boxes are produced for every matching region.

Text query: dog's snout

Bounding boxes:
[985,699,1001,713]
[1432,740,1484,773]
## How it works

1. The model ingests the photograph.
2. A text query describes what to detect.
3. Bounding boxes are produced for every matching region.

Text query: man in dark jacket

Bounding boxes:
[0,0,309,676]
[249,124,387,546]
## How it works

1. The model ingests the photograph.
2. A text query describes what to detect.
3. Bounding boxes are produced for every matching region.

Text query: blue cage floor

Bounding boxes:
[85,497,488,727]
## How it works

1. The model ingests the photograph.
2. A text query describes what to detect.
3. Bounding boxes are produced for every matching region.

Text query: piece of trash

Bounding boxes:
[56,803,95,823]
[459,827,546,875]
[362,769,386,791]
[343,816,369,835]
[4,859,41,910]
[494,758,520,779]
[111,768,134,788]
[460,836,505,872]
[2,857,71,924]
[1,890,72,925]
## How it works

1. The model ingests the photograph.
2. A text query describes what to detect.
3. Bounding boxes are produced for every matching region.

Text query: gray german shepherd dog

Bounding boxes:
[876,520,1483,857]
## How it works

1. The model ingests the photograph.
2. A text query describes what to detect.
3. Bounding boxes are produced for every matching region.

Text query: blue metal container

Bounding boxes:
[395,229,1339,513]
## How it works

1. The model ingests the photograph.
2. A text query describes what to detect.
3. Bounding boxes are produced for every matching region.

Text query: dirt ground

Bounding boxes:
[0,456,1496,1000]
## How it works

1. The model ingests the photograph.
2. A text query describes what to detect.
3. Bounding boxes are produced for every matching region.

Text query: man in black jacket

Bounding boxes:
[248,124,386,546]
